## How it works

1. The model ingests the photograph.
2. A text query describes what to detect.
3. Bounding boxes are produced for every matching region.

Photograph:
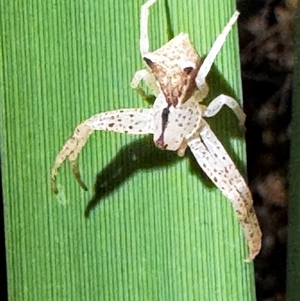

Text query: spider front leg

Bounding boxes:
[132,0,161,101]
[195,11,240,92]
[139,0,158,56]
[51,108,154,194]
[51,123,93,193]
[194,11,243,124]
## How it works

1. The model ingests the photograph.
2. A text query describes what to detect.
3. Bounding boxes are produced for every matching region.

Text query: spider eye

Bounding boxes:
[183,66,194,74]
[143,57,154,68]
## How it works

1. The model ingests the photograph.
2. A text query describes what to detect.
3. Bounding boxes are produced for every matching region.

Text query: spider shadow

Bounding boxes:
[85,135,215,217]
[84,64,247,217]
[84,136,179,217]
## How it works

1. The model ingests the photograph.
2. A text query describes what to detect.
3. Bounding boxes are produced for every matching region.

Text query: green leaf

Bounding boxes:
[0,0,256,300]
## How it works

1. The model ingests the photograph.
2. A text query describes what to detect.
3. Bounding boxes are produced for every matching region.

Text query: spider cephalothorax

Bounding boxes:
[143,33,201,107]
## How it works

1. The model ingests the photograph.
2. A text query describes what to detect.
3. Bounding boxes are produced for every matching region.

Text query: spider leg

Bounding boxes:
[51,108,154,194]
[140,0,158,56]
[131,69,159,98]
[203,94,246,126]
[195,11,240,91]
[186,122,261,261]
[177,139,188,157]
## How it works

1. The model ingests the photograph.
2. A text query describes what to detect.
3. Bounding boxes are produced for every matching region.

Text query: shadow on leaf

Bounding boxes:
[85,136,179,217]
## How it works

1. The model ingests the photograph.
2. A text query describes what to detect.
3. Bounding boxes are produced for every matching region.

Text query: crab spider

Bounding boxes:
[51,0,262,261]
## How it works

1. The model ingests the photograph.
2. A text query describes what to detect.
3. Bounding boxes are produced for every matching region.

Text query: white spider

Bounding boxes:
[51,0,262,261]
